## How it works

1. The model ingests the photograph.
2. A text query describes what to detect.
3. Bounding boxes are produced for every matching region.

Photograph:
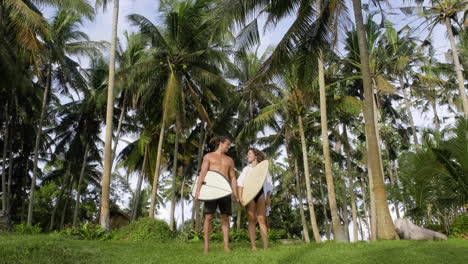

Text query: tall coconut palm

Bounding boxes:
[27,8,102,225]
[96,0,119,231]
[423,0,467,117]
[351,0,398,240]
[128,0,232,218]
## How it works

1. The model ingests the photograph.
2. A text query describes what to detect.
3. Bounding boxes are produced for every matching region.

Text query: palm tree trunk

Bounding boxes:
[297,113,322,242]
[60,173,75,229]
[285,136,310,242]
[169,130,179,231]
[73,144,89,228]
[111,90,127,163]
[295,159,311,242]
[399,76,418,146]
[430,100,440,133]
[180,175,185,232]
[364,143,377,241]
[359,179,371,241]
[318,52,346,241]
[28,64,51,225]
[149,119,166,218]
[387,160,400,219]
[100,0,119,232]
[339,170,350,241]
[318,171,330,240]
[2,102,9,211]
[191,122,205,229]
[7,129,13,217]
[343,124,358,242]
[445,18,468,117]
[352,0,397,240]
[132,145,147,221]
[50,164,71,230]
[358,215,365,241]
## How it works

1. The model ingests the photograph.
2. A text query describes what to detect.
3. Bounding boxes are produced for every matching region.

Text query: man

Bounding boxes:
[194,136,239,254]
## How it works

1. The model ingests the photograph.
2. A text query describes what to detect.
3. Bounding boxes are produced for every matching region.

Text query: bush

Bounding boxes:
[450,214,468,239]
[267,229,287,241]
[177,229,203,242]
[58,223,113,241]
[14,224,42,235]
[114,218,173,242]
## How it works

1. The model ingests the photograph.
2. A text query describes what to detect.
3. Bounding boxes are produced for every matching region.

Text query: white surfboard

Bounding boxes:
[191,170,232,201]
[241,160,269,206]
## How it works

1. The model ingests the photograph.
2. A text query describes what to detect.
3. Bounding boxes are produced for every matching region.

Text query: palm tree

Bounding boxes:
[96,0,119,231]
[351,0,398,240]
[424,0,468,117]
[27,8,102,225]
[128,0,232,218]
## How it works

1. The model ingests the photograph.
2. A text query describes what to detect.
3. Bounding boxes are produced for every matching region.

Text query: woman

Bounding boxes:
[237,148,273,250]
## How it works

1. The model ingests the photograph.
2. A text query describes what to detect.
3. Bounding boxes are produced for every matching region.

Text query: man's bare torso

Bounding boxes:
[205,152,233,179]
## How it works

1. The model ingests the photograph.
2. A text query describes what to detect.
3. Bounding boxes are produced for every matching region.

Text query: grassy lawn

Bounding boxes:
[0,235,467,264]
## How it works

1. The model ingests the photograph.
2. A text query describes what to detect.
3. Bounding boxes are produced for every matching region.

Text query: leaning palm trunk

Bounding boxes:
[111,90,127,163]
[295,159,311,243]
[73,144,89,228]
[352,0,398,240]
[286,137,310,243]
[49,165,70,230]
[445,18,468,117]
[132,145,147,221]
[100,0,119,231]
[191,122,206,229]
[430,100,440,133]
[298,113,322,242]
[169,130,179,231]
[399,76,418,146]
[2,103,9,211]
[28,65,51,225]
[60,173,75,229]
[149,119,166,218]
[343,124,359,242]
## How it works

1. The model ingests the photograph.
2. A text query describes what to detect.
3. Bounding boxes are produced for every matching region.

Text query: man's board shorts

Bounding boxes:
[203,195,232,215]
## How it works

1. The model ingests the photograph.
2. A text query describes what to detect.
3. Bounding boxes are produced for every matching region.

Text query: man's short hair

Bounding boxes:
[210,136,231,146]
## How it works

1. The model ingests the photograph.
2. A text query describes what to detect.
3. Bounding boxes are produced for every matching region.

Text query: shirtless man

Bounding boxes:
[194,136,239,254]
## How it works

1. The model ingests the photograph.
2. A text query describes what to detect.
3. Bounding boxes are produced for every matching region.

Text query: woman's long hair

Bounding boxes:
[249,148,266,163]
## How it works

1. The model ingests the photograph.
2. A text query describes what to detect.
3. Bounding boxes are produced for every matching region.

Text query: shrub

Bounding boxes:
[58,222,113,241]
[267,229,287,241]
[450,214,468,239]
[177,229,203,242]
[114,218,173,242]
[14,224,42,235]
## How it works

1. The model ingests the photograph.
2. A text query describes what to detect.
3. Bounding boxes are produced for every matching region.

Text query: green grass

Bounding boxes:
[0,235,467,264]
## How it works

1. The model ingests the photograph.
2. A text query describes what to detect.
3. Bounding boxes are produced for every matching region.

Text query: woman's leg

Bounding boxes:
[256,195,269,248]
[246,201,257,250]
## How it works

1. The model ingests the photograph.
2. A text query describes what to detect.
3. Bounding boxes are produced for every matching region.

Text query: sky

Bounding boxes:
[40,0,455,237]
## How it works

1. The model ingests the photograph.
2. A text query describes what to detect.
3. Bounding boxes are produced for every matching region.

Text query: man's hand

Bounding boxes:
[266,198,271,208]
[194,190,200,201]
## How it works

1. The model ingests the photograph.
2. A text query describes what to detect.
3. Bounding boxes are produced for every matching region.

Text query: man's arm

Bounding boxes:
[230,160,239,201]
[194,155,210,200]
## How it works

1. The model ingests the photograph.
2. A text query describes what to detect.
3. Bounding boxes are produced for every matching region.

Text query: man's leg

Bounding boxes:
[221,214,231,252]
[256,196,268,249]
[203,213,213,254]
[246,201,257,250]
